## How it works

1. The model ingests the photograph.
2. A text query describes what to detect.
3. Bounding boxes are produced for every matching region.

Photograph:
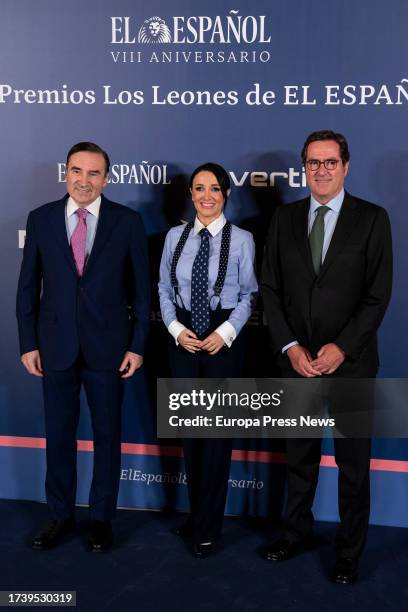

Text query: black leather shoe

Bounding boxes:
[192,542,216,559]
[174,522,193,538]
[332,558,358,584]
[31,518,76,550]
[263,538,312,562]
[88,520,113,553]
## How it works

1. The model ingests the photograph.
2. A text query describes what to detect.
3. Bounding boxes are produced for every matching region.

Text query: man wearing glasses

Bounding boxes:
[261,130,392,583]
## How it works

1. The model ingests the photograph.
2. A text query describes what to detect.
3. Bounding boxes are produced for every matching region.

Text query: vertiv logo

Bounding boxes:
[138,17,172,43]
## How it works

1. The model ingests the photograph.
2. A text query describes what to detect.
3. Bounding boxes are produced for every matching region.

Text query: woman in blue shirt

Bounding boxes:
[159,162,257,557]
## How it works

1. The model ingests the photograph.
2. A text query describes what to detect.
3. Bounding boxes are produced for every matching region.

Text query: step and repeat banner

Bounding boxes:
[1,0,408,526]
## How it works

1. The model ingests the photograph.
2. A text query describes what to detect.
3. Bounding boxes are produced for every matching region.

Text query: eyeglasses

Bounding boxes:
[305,159,340,171]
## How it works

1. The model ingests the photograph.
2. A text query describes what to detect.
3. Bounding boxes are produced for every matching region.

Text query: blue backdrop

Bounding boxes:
[1,0,407,526]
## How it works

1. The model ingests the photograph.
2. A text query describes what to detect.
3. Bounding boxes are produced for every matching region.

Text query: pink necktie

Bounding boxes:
[71,208,88,276]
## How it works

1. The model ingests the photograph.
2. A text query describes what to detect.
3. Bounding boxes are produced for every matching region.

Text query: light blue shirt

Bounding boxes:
[158,213,258,345]
[282,189,344,353]
[65,196,100,258]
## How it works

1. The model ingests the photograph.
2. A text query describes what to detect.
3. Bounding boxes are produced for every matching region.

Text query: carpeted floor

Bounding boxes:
[0,500,407,611]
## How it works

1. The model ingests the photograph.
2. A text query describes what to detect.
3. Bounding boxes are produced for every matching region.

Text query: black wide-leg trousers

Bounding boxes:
[168,308,244,543]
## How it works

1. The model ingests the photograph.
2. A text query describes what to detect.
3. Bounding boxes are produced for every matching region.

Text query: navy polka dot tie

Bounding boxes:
[191,228,210,335]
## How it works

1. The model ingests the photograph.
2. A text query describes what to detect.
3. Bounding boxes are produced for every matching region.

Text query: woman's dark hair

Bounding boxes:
[189,162,231,203]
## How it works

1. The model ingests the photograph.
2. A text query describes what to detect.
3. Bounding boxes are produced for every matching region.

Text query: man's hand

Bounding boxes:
[119,351,143,378]
[21,350,43,377]
[178,329,202,353]
[287,345,321,378]
[310,343,345,375]
[200,332,225,355]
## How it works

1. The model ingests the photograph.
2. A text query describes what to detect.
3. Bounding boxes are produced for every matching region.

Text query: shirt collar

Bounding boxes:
[66,196,101,218]
[310,189,344,215]
[193,212,226,237]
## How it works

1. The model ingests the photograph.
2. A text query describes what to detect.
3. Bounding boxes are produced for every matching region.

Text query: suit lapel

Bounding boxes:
[291,197,315,278]
[49,197,78,275]
[318,192,361,280]
[83,196,119,276]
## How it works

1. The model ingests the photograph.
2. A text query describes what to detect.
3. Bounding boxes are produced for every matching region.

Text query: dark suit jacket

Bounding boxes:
[16,194,150,371]
[261,192,393,376]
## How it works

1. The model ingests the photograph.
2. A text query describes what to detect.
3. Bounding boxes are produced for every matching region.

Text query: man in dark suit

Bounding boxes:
[16,142,150,551]
[261,131,392,583]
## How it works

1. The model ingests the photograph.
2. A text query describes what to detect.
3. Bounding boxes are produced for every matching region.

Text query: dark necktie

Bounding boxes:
[309,205,330,275]
[191,228,210,335]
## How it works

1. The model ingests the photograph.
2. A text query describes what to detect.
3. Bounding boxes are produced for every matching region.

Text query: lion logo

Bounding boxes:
[138,17,172,43]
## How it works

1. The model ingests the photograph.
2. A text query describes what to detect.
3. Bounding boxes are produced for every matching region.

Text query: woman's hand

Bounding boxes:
[178,329,202,353]
[200,332,225,355]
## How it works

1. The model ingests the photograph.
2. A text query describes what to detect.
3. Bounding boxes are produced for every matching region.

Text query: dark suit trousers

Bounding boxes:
[281,367,371,560]
[42,356,124,521]
[285,437,371,559]
[169,308,244,543]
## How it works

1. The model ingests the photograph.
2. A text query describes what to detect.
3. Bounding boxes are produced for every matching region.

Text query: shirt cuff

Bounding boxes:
[168,320,187,345]
[282,341,299,354]
[215,321,236,348]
